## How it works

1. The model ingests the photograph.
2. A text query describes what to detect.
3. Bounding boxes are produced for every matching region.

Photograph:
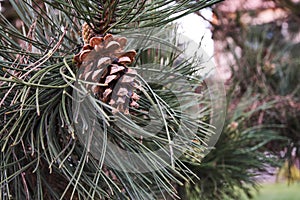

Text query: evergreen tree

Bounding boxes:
[0,0,282,199]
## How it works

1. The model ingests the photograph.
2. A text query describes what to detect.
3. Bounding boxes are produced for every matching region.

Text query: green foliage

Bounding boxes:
[0,0,286,200]
[177,92,284,200]
[44,0,222,34]
[0,0,222,199]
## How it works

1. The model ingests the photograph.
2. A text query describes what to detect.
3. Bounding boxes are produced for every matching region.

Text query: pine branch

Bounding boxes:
[0,0,223,199]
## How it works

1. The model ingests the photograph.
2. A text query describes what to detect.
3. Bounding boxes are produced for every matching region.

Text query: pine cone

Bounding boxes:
[74,34,140,114]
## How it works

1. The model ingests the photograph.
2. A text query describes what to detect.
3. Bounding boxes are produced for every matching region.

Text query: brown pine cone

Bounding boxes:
[74,34,140,114]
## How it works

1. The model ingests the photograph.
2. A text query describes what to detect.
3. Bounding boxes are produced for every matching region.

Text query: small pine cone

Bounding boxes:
[81,1,118,43]
[82,22,96,44]
[74,34,140,114]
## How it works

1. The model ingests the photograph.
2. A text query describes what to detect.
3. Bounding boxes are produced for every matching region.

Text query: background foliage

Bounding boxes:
[212,0,300,185]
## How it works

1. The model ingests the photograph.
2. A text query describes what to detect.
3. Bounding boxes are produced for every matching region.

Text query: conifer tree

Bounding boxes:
[0,1,282,199]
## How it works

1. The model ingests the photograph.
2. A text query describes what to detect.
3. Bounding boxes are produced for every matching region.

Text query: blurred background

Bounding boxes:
[212,0,300,199]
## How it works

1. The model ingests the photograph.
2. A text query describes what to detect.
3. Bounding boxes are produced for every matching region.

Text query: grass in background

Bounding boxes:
[252,183,300,200]
[227,182,300,200]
